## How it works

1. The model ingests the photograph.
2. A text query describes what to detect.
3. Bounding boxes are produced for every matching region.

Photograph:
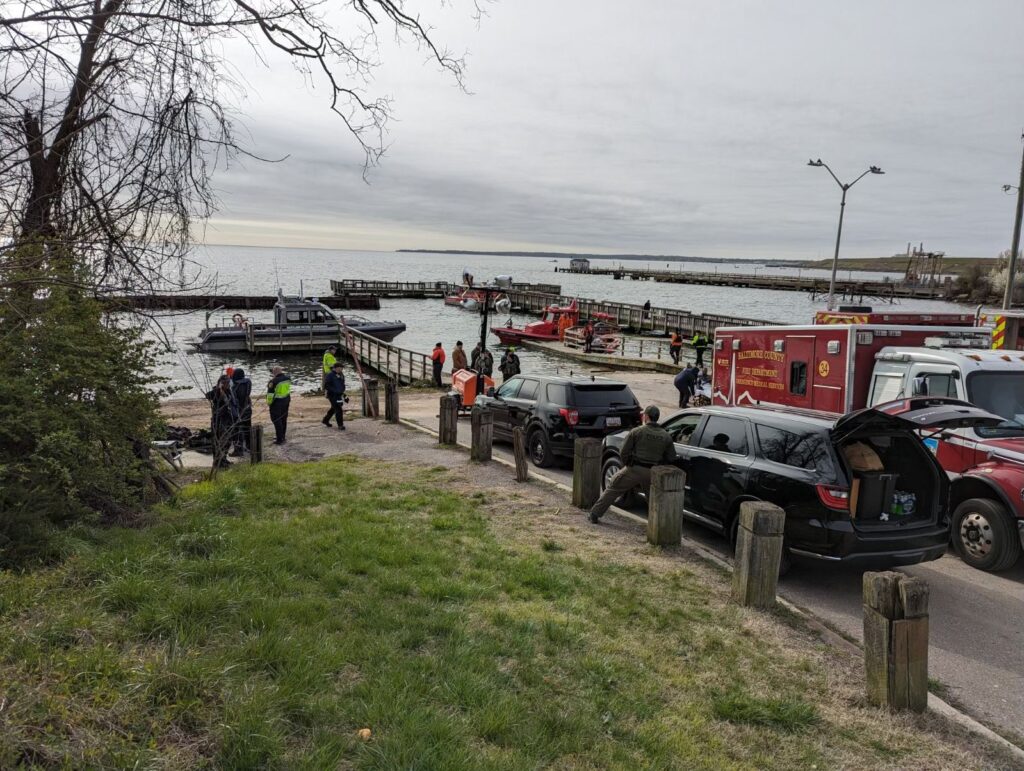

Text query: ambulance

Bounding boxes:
[712,309,1024,571]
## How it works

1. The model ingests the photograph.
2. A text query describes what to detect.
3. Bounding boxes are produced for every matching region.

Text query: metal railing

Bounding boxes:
[243,322,431,384]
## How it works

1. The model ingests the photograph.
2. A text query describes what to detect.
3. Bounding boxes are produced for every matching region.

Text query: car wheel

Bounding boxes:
[528,427,554,468]
[601,455,642,509]
[952,498,1021,572]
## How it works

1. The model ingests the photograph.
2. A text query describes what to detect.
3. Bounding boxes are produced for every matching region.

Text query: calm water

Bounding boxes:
[155,246,977,398]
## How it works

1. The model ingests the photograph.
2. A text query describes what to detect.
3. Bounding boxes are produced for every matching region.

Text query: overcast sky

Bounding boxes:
[203,0,1024,259]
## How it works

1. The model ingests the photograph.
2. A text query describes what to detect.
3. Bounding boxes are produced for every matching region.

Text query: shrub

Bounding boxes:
[0,256,164,566]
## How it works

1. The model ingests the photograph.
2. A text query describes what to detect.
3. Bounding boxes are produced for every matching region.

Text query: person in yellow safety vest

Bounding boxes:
[266,366,292,445]
[691,332,708,367]
[322,345,337,386]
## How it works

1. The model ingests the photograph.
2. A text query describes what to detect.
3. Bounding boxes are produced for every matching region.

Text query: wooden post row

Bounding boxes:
[571,438,602,509]
[470,407,493,462]
[438,394,459,445]
[863,571,929,712]
[384,381,400,423]
[512,426,529,482]
[647,466,684,546]
[731,501,786,609]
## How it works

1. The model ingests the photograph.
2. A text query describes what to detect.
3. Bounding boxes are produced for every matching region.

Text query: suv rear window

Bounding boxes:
[756,424,834,475]
[570,383,637,409]
[697,416,748,455]
[546,384,569,405]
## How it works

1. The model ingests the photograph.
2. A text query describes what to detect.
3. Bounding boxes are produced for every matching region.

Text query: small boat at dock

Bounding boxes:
[194,292,406,352]
[491,299,579,345]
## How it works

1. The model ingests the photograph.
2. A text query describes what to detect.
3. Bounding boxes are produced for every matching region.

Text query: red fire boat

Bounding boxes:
[491,299,579,345]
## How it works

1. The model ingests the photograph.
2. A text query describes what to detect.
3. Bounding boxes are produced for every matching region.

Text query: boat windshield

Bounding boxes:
[966,371,1024,437]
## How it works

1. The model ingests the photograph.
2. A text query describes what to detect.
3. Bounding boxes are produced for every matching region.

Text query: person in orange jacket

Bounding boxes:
[431,342,446,387]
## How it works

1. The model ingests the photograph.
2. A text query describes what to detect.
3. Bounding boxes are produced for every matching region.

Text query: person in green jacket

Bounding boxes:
[691,332,708,367]
[589,405,677,523]
[322,345,338,386]
[266,366,292,444]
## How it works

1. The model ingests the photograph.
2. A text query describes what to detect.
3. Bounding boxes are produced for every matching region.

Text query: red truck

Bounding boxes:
[712,311,1024,571]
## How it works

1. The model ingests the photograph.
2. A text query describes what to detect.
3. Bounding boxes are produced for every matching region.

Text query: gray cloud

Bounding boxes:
[205,0,1024,259]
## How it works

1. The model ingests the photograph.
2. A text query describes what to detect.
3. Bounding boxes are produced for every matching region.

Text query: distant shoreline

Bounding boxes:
[396,248,993,275]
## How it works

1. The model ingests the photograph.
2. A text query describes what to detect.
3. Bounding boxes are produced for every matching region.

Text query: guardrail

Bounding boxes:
[243,322,431,385]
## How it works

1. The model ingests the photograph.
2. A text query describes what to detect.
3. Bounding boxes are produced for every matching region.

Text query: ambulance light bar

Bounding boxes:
[923,336,990,349]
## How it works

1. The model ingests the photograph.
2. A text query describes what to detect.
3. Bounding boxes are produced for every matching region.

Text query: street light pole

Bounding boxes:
[1001,132,1024,310]
[808,159,884,311]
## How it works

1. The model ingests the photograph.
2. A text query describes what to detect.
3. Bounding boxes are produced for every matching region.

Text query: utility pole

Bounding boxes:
[1002,131,1024,310]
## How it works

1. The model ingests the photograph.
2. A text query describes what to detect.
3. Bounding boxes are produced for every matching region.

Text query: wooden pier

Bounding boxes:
[328,279,563,299]
[501,287,771,337]
[107,293,379,311]
[554,264,952,301]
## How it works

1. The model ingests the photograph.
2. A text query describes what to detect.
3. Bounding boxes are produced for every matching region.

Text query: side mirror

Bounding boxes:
[486,387,496,397]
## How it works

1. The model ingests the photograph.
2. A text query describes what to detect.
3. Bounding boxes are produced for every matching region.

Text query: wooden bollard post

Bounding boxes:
[362,377,379,418]
[571,438,602,509]
[384,382,400,423]
[470,407,493,462]
[512,426,529,481]
[731,501,785,609]
[647,466,684,546]
[438,394,459,445]
[249,424,264,464]
[863,571,929,712]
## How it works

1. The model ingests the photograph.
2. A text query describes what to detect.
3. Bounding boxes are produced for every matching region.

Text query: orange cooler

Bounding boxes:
[451,369,494,408]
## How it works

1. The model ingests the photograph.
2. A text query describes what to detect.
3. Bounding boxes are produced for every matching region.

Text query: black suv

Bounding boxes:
[474,375,641,467]
[601,398,1000,567]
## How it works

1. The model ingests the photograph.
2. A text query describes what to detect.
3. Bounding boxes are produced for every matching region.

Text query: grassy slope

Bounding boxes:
[0,458,1010,769]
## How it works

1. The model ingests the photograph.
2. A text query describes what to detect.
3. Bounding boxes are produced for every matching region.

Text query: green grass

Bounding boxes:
[0,458,992,769]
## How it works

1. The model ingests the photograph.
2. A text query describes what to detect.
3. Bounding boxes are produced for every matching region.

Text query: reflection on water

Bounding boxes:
[155,245,980,398]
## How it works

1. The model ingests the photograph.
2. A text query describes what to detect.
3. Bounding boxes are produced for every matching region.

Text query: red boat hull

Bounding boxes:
[490,327,561,345]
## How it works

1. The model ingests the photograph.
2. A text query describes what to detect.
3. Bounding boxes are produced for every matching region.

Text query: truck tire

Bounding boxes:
[528,427,554,468]
[952,498,1022,572]
[600,455,642,509]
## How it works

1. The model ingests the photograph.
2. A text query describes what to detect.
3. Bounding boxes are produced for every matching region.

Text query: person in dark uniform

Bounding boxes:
[589,406,677,523]
[230,367,252,456]
[322,361,347,430]
[266,366,292,444]
[674,364,697,408]
[206,374,236,468]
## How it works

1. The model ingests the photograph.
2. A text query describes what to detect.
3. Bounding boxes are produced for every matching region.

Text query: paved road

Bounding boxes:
[479,442,1024,744]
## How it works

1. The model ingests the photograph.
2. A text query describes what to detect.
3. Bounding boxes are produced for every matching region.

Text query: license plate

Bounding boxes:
[607,417,621,427]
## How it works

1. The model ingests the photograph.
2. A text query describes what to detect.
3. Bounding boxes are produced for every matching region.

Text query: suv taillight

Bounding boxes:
[559,408,579,426]
[816,484,850,511]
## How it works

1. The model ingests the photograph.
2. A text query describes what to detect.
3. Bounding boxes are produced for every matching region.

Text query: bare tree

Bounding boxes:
[0,0,470,293]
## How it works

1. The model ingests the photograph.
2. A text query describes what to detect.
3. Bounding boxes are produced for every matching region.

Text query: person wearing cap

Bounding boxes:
[431,342,446,387]
[589,405,676,523]
[322,361,347,430]
[452,340,468,372]
[498,346,521,382]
